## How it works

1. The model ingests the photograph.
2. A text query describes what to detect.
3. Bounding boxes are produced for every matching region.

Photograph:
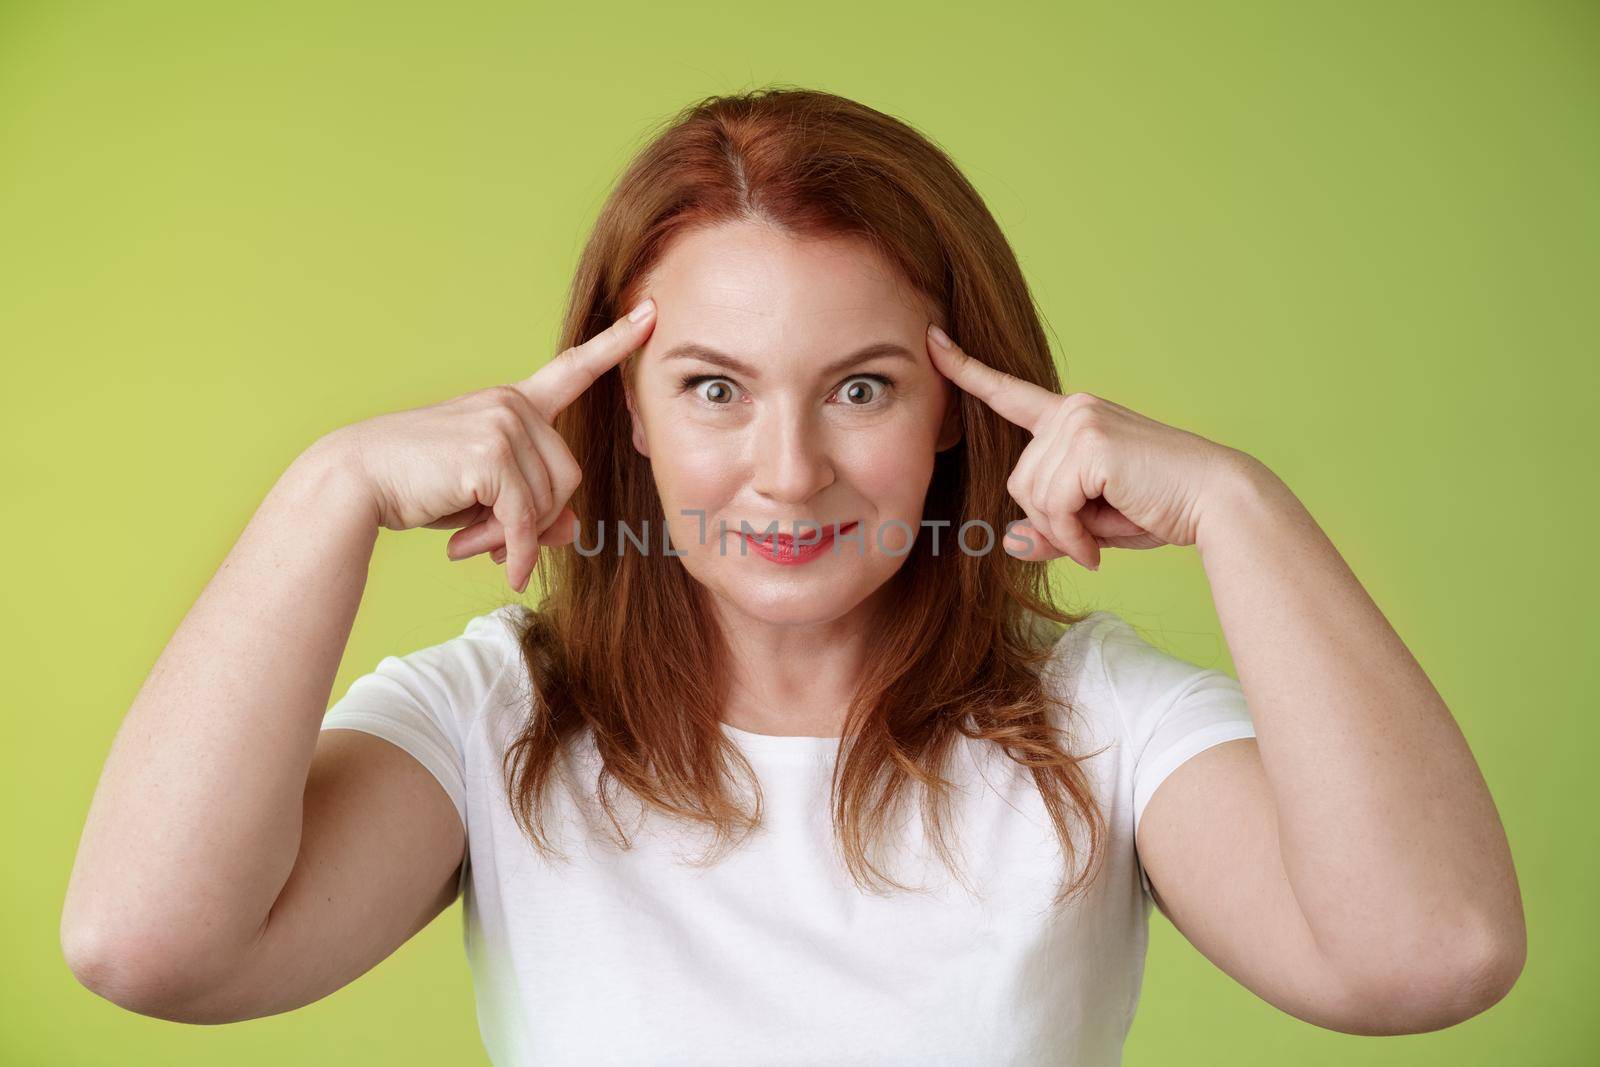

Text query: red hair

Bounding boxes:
[497,86,1108,905]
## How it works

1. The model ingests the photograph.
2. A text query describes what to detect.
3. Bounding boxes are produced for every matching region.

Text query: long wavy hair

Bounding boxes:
[495,86,1110,907]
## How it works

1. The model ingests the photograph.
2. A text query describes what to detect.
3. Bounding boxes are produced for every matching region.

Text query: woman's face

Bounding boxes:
[623,219,961,628]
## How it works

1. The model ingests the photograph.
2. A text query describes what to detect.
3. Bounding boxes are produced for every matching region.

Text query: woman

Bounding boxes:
[62,88,1525,1063]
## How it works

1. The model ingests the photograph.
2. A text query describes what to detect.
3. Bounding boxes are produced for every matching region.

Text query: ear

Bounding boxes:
[622,361,651,458]
[935,384,963,452]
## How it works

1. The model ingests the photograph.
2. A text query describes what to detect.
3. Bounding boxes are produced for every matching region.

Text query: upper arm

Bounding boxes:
[1073,614,1367,1031]
[1136,737,1376,1032]
[172,727,467,1023]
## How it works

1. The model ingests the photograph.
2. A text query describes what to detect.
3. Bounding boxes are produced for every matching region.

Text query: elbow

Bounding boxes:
[60,914,231,1024]
[1452,916,1528,1022]
[1341,912,1527,1035]
[1384,942,1525,1035]
[61,917,156,1016]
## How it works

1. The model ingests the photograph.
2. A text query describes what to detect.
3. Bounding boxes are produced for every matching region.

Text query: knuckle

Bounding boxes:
[470,384,509,411]
[461,467,491,500]
[489,385,529,415]
[1075,417,1108,446]
[549,469,579,503]
[530,478,555,514]
[474,432,516,466]
[1062,401,1105,436]
[1042,480,1070,516]
[481,405,522,440]
[553,452,582,491]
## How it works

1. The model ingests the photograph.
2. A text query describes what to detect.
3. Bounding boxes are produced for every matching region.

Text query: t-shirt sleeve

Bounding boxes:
[1088,611,1257,898]
[320,607,520,837]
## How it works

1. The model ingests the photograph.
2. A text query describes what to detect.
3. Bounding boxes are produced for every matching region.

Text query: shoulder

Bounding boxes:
[1036,609,1248,744]
[462,602,529,651]
[415,603,524,680]
[445,603,530,719]
[1031,608,1123,705]
[343,603,528,730]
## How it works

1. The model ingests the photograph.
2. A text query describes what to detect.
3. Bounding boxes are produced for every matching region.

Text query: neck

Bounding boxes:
[709,586,888,738]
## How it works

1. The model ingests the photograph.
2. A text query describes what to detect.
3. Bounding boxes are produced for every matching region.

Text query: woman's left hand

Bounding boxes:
[925,323,1255,571]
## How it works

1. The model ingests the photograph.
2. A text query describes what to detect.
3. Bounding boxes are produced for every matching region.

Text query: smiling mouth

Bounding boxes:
[744,520,857,542]
[739,521,860,564]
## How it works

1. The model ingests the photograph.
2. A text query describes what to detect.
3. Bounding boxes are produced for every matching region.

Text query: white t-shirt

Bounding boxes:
[321,605,1256,1066]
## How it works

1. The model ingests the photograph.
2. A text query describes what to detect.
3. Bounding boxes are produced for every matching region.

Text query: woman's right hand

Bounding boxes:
[326,297,657,593]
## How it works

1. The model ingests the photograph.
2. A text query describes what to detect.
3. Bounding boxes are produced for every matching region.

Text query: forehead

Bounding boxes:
[643,220,929,350]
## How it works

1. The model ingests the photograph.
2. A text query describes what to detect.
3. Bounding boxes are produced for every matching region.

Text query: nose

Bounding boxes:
[749,398,835,505]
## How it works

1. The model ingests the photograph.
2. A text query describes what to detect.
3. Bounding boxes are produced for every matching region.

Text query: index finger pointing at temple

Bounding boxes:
[519,297,657,422]
[926,325,1059,433]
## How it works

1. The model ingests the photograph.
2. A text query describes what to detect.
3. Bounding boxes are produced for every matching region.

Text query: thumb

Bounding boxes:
[537,507,580,547]
[1002,520,1071,563]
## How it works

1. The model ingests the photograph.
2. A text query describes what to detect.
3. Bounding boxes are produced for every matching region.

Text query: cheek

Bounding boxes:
[646,418,740,507]
[832,420,939,514]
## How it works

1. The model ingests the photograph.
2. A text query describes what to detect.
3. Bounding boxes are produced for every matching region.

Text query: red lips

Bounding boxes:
[739,520,856,541]
[739,521,859,565]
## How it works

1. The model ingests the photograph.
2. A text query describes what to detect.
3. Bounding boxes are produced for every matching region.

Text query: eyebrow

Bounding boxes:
[659,341,916,379]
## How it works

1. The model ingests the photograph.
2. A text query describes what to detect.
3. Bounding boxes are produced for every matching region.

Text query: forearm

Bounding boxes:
[63,432,380,984]
[1195,453,1524,993]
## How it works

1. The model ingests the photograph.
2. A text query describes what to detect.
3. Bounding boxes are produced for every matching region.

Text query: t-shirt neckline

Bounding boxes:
[719,720,843,757]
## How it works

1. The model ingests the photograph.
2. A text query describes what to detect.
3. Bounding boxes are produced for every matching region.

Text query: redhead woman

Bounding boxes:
[62,88,1525,1065]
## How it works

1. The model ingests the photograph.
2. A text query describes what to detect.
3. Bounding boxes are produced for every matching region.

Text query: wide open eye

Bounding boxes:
[831,374,894,407]
[679,375,744,405]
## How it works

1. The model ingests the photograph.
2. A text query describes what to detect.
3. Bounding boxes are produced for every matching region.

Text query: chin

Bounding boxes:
[696,566,888,628]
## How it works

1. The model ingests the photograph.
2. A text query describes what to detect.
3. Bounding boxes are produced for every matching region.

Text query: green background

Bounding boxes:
[3,1,1595,1063]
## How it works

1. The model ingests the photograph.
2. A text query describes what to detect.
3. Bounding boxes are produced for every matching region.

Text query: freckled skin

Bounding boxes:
[621,220,961,728]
